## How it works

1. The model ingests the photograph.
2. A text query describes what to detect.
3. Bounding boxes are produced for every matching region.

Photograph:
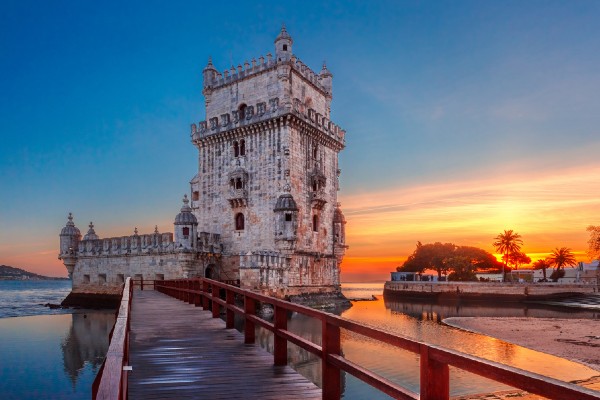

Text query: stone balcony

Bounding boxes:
[228,188,248,208]
[310,189,327,210]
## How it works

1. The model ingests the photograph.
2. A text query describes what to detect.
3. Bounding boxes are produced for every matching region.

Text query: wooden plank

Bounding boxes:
[128,290,321,399]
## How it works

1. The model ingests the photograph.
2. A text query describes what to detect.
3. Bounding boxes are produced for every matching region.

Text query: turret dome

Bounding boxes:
[60,213,81,236]
[174,195,198,225]
[83,222,99,240]
[275,25,293,44]
[274,194,299,211]
[333,205,346,223]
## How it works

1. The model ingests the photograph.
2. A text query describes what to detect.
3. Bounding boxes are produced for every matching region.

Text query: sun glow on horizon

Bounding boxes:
[340,164,600,280]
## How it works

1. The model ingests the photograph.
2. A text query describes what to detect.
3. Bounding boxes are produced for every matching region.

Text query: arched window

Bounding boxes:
[240,139,246,156]
[233,141,239,157]
[235,178,243,189]
[312,215,318,232]
[238,104,247,120]
[313,145,318,160]
[235,213,245,230]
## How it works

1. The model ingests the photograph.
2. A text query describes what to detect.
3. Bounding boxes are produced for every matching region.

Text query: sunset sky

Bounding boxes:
[1,1,599,280]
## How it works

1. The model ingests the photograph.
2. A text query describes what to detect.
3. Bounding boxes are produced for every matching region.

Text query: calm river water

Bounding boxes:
[1,280,598,399]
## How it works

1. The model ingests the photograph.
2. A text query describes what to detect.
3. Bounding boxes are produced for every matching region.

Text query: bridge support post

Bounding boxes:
[274,305,287,366]
[194,279,201,307]
[244,296,255,344]
[226,289,234,329]
[420,345,449,400]
[212,284,220,318]
[202,280,210,310]
[322,319,341,399]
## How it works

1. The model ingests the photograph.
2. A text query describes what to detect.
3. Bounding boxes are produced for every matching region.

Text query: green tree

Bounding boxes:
[587,226,600,264]
[547,247,577,271]
[447,256,478,281]
[398,242,456,278]
[532,259,552,281]
[398,242,501,279]
[493,230,523,282]
[504,251,531,270]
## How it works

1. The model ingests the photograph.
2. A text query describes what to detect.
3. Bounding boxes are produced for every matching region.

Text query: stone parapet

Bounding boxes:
[384,281,599,302]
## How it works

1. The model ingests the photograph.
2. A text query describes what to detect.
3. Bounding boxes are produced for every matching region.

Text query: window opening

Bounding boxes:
[235,178,243,189]
[240,139,246,156]
[192,191,199,201]
[312,215,319,232]
[283,44,288,51]
[238,104,247,120]
[235,213,245,230]
[182,227,190,238]
[233,141,239,157]
[285,213,292,222]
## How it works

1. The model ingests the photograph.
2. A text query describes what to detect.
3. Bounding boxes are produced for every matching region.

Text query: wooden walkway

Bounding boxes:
[128,290,322,399]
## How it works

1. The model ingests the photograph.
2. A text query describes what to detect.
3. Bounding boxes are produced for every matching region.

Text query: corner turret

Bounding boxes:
[202,57,219,91]
[174,195,198,250]
[274,24,293,62]
[319,62,333,96]
[59,213,81,278]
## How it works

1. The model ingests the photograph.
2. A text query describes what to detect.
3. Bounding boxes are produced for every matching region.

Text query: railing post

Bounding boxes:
[187,280,193,304]
[212,284,220,318]
[226,289,234,329]
[322,318,341,399]
[244,295,255,344]
[420,345,449,400]
[274,305,287,366]
[194,279,201,307]
[202,280,210,310]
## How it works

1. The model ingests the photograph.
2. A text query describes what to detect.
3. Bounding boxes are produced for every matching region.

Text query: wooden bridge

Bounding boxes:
[93,278,600,400]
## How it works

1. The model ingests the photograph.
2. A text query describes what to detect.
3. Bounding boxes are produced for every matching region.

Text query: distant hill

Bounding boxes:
[0,265,69,281]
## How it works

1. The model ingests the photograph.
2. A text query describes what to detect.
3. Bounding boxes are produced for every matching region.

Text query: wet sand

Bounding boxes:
[445,317,600,399]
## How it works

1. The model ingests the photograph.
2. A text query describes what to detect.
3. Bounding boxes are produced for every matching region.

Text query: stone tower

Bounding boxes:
[59,213,81,279]
[190,26,348,298]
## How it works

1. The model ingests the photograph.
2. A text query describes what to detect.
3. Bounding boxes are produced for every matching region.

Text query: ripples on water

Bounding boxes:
[0,280,72,318]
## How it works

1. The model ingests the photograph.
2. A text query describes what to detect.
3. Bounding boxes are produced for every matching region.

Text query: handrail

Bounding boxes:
[92,277,133,400]
[155,278,600,400]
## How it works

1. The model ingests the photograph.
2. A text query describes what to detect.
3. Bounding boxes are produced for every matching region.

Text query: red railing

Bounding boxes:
[92,277,133,400]
[156,278,600,400]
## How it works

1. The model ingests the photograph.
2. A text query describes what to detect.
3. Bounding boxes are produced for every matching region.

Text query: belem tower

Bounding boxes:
[59,26,348,306]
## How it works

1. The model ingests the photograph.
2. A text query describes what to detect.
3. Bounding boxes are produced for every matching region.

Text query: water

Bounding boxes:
[262,282,600,399]
[1,280,599,399]
[0,280,72,318]
[0,280,115,399]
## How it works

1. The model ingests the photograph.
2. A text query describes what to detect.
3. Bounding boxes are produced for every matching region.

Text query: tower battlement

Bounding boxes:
[204,54,331,97]
[190,100,346,146]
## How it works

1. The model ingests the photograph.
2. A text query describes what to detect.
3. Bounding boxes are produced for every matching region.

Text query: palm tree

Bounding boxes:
[493,230,523,282]
[532,259,552,281]
[547,247,577,271]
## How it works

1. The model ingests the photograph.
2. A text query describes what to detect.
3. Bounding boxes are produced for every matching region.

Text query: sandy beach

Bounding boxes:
[445,317,600,399]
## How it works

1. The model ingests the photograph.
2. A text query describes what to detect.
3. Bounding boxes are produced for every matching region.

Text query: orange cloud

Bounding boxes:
[340,164,600,281]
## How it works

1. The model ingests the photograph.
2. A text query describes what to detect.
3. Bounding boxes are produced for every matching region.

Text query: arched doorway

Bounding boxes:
[205,265,215,279]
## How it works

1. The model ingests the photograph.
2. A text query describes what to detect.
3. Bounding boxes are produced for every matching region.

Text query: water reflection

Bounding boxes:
[0,311,114,399]
[61,312,115,385]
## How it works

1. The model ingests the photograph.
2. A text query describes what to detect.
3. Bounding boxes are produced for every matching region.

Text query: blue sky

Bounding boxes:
[1,1,599,279]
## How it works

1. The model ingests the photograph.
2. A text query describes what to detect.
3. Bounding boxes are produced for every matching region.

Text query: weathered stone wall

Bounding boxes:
[72,253,190,289]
